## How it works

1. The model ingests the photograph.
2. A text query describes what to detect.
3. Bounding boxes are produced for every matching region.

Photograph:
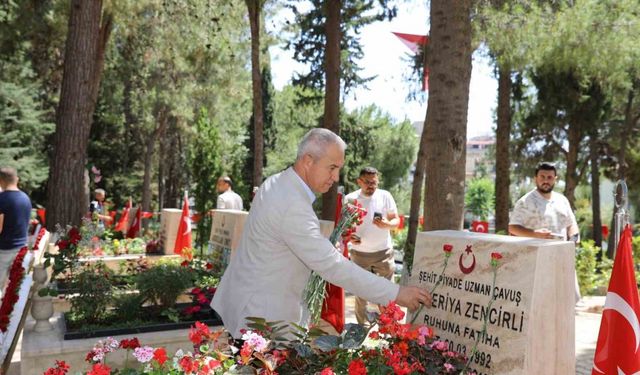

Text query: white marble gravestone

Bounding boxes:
[160,208,182,254]
[209,209,249,256]
[409,230,574,375]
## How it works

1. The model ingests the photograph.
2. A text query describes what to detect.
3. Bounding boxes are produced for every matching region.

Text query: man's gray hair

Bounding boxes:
[94,188,106,195]
[296,128,346,161]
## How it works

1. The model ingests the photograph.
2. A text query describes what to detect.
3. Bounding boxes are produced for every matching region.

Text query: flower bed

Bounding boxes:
[62,303,222,340]
[43,301,470,375]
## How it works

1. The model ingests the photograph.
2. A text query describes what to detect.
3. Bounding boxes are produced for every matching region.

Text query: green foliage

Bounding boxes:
[465,178,495,221]
[286,0,397,98]
[136,263,193,309]
[69,262,115,323]
[576,240,612,296]
[188,108,222,251]
[112,292,144,322]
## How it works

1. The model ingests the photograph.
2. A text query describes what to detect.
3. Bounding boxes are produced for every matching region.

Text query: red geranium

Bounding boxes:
[120,337,140,350]
[347,358,367,375]
[153,347,168,365]
[87,363,110,375]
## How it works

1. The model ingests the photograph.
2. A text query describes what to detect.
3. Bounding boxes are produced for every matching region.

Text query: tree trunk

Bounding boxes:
[423,0,473,231]
[141,108,168,230]
[589,132,602,248]
[403,120,428,274]
[494,66,511,234]
[246,0,264,188]
[321,0,341,221]
[46,0,109,229]
[564,121,581,209]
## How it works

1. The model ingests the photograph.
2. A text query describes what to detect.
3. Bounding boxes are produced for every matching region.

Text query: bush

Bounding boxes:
[69,262,114,323]
[576,240,612,296]
[465,178,494,221]
[112,293,144,322]
[136,263,193,309]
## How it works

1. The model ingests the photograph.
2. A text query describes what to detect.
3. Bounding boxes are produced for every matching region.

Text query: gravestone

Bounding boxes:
[209,209,249,254]
[409,230,574,375]
[160,208,182,254]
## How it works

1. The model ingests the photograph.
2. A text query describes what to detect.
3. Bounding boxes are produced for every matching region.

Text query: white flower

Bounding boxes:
[241,330,269,352]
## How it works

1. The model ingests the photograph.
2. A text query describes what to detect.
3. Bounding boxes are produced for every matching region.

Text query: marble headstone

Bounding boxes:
[409,230,574,375]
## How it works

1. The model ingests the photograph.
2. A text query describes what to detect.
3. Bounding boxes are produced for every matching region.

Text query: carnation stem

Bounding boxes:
[409,255,450,325]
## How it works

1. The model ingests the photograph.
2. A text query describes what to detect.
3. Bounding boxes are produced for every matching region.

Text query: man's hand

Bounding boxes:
[396,285,432,312]
[373,217,390,229]
[533,228,553,239]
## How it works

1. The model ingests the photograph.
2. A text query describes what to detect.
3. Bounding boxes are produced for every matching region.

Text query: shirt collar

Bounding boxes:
[292,169,317,203]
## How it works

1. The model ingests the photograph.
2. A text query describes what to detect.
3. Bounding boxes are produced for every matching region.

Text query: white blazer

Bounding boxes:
[211,167,399,338]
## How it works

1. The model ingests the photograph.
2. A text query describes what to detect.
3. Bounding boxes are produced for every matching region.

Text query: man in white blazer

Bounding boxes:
[211,128,431,338]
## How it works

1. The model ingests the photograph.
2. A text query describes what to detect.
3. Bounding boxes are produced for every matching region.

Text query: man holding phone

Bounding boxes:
[344,167,399,325]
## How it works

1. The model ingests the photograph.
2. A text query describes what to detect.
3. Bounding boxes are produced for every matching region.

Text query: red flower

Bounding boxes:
[320,368,336,375]
[180,260,190,267]
[190,287,202,295]
[348,358,367,375]
[179,356,196,373]
[153,347,168,365]
[119,337,140,350]
[443,244,453,253]
[68,227,81,244]
[56,239,69,250]
[87,363,110,375]
[205,262,213,270]
[208,359,221,370]
[491,252,503,260]
[44,360,70,375]
[183,305,201,315]
[197,293,209,305]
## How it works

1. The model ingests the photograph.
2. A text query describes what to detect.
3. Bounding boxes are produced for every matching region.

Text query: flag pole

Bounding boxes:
[613,179,629,258]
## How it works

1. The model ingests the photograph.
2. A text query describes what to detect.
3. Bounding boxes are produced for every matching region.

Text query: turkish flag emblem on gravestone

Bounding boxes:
[592,225,640,374]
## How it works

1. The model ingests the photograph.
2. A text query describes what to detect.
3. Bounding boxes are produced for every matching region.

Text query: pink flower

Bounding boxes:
[241,330,268,352]
[430,340,448,351]
[133,346,154,363]
[444,362,455,373]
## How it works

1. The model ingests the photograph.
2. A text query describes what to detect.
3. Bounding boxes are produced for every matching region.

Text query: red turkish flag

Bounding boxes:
[392,32,430,91]
[173,192,192,255]
[114,198,132,232]
[126,206,141,238]
[592,225,640,375]
[471,220,489,233]
[321,192,347,332]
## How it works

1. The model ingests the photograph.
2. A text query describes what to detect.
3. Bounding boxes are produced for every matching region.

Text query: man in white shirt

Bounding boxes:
[509,162,581,303]
[216,176,243,210]
[345,167,399,325]
[509,162,579,241]
[211,129,431,338]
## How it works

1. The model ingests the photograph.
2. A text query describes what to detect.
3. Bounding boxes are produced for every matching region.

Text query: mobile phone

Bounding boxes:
[373,212,382,220]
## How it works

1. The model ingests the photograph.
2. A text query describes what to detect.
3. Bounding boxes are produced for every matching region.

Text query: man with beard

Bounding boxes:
[344,167,399,325]
[509,162,579,241]
[509,162,581,303]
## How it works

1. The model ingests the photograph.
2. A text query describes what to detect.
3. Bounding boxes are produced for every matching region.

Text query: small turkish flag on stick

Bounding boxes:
[173,191,192,255]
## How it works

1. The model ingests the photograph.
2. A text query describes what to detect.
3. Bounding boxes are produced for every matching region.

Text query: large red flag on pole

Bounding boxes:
[592,225,640,374]
[114,198,132,232]
[126,205,141,238]
[321,192,348,332]
[174,191,192,255]
[392,32,430,91]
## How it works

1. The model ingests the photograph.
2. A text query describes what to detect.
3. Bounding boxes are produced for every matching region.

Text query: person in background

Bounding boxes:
[212,128,431,338]
[345,167,400,325]
[509,161,581,303]
[89,188,113,228]
[0,167,32,290]
[216,176,244,210]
